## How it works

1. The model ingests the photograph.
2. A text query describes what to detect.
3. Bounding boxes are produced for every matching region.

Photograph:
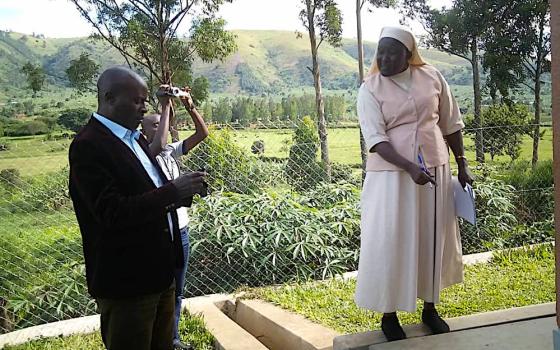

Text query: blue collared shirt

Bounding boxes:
[92,112,174,239]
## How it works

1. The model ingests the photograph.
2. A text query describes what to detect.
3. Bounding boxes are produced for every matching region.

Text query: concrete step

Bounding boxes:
[186,294,268,350]
[334,302,555,350]
[229,299,341,350]
[370,316,556,350]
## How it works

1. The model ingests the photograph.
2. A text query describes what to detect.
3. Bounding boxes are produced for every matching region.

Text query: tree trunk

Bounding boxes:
[532,15,546,168]
[306,0,331,179]
[471,39,485,163]
[356,0,367,182]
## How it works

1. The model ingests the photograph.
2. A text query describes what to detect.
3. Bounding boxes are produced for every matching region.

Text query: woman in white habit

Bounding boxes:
[355,26,474,341]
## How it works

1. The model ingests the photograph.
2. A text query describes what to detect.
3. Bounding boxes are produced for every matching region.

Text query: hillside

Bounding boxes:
[0,29,471,99]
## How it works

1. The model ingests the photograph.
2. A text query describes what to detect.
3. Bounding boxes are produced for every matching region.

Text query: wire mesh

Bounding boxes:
[0,118,553,340]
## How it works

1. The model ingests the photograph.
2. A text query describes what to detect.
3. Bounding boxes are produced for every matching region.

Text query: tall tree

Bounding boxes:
[356,0,396,179]
[69,0,237,140]
[485,0,550,166]
[299,0,343,178]
[21,62,45,96]
[401,0,490,163]
[66,52,100,93]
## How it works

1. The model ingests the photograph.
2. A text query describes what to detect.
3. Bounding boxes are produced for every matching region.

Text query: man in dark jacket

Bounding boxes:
[69,66,206,350]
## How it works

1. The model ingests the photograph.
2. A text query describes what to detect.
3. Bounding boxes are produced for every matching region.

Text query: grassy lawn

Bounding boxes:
[0,126,553,176]
[4,312,215,350]
[0,135,70,176]
[251,244,555,334]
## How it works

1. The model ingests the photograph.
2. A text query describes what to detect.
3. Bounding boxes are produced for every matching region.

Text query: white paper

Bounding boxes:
[452,177,476,225]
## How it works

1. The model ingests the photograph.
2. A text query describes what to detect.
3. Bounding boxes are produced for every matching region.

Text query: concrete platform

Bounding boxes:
[230,299,340,350]
[334,303,555,350]
[370,316,555,350]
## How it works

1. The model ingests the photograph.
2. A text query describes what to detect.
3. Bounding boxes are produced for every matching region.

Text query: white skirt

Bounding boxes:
[355,163,463,313]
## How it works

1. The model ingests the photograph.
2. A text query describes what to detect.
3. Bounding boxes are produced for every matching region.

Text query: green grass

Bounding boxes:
[1,126,554,176]
[251,244,555,334]
[4,312,215,350]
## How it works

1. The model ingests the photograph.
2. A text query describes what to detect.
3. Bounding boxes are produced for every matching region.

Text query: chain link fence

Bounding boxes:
[0,117,554,341]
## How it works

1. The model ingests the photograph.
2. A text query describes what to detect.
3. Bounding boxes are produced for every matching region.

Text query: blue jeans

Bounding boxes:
[173,227,190,342]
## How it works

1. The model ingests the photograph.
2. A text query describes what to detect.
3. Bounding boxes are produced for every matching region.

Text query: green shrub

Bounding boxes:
[501,160,553,223]
[4,167,71,213]
[4,120,49,136]
[464,104,532,161]
[0,221,88,331]
[460,176,518,254]
[330,163,359,186]
[186,186,360,296]
[57,108,91,132]
[0,169,23,193]
[183,127,271,194]
[285,116,326,191]
[251,139,265,155]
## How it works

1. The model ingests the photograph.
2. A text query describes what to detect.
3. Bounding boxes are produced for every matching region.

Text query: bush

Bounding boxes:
[186,185,360,296]
[183,127,268,194]
[465,104,532,161]
[251,139,265,155]
[0,169,23,193]
[460,176,518,254]
[285,116,326,191]
[3,167,71,213]
[0,221,89,331]
[501,160,553,223]
[330,163,359,186]
[58,108,91,132]
[4,120,49,136]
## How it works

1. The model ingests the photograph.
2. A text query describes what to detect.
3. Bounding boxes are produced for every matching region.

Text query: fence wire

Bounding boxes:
[0,120,554,341]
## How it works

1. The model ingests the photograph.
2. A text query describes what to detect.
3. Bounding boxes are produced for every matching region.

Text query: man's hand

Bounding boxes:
[171,172,206,199]
[156,84,172,106]
[406,164,436,186]
[179,86,195,111]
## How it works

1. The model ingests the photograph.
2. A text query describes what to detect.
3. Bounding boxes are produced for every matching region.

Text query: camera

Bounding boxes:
[156,86,190,98]
[169,87,190,98]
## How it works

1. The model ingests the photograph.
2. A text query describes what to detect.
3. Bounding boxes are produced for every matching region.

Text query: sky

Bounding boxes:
[0,0,451,42]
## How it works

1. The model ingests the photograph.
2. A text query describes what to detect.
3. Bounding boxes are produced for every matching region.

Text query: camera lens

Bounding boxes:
[171,87,180,96]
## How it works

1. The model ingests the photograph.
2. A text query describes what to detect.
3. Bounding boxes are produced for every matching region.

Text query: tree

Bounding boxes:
[202,100,213,122]
[401,0,490,163]
[356,0,396,178]
[66,52,100,93]
[285,116,326,190]
[69,0,237,141]
[58,108,91,132]
[214,98,232,124]
[465,104,532,161]
[191,76,210,106]
[299,0,343,179]
[21,62,45,96]
[484,0,550,167]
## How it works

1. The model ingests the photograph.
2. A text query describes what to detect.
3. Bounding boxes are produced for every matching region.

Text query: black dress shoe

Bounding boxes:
[173,339,194,350]
[422,308,450,334]
[381,314,407,341]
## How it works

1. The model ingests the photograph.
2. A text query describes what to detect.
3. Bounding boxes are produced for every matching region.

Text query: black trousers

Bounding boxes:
[97,284,175,350]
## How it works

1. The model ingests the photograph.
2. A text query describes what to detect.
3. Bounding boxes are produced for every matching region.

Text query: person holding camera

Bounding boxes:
[141,85,209,350]
[69,66,207,350]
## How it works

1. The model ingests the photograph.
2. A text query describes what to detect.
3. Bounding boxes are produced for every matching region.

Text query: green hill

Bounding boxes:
[0,29,471,99]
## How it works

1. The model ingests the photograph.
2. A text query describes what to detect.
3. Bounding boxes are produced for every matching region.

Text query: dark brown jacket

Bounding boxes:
[69,117,184,298]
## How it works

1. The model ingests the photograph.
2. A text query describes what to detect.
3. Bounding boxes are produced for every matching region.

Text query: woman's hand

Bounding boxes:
[406,164,436,186]
[457,160,474,188]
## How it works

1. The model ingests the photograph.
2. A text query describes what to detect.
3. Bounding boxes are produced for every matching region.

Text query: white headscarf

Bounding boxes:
[368,26,426,75]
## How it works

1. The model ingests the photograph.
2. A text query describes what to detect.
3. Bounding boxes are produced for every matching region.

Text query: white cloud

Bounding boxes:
[0,0,451,41]
[0,0,94,37]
